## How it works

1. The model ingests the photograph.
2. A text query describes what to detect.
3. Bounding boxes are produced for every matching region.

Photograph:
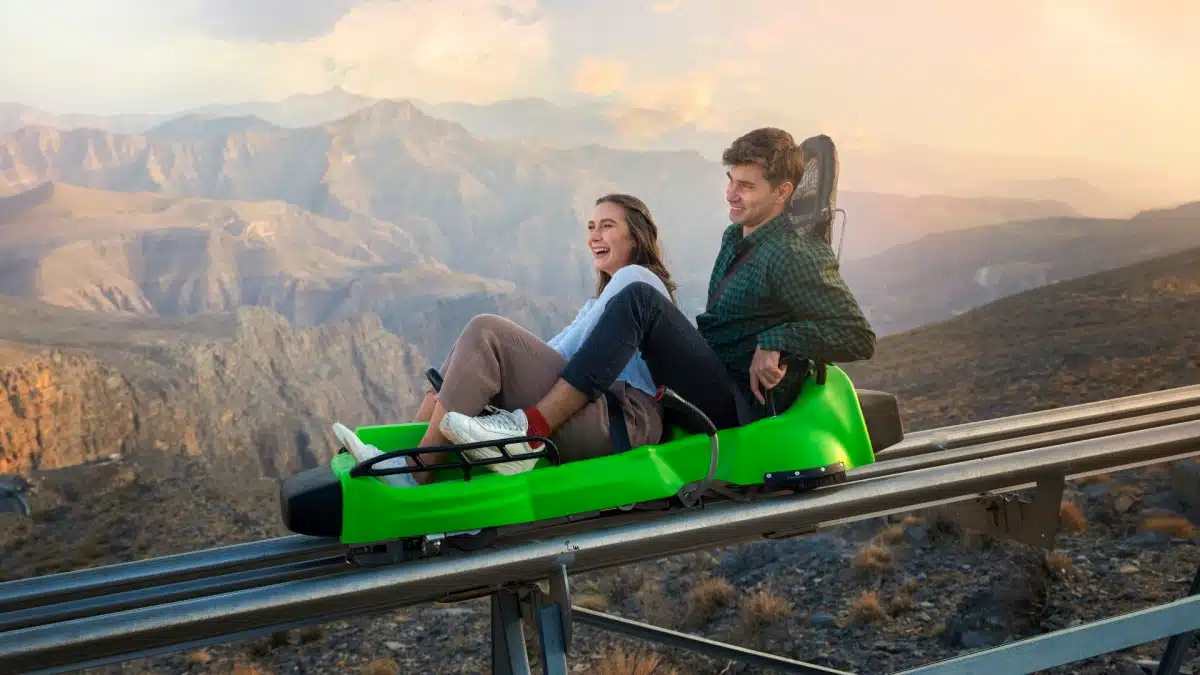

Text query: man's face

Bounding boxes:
[725,163,786,229]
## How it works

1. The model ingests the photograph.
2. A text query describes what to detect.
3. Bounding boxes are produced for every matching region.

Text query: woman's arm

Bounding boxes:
[552,265,671,361]
[547,302,591,353]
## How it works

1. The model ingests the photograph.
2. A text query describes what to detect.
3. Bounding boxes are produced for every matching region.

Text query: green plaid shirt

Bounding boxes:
[697,213,875,397]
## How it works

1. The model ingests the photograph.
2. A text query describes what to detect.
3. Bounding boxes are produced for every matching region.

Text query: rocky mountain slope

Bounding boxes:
[0,296,426,477]
[843,201,1200,335]
[0,104,1083,313]
[1,242,1197,675]
[0,182,568,361]
[837,191,1075,260]
[845,245,1200,427]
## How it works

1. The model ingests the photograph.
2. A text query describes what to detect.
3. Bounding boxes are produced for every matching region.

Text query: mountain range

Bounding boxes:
[846,244,1200,429]
[2,88,1169,216]
[0,101,1085,317]
[843,201,1200,335]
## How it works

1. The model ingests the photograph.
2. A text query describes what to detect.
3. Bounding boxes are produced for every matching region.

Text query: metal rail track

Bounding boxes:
[7,385,1197,615]
[0,419,1196,673]
[0,386,1197,673]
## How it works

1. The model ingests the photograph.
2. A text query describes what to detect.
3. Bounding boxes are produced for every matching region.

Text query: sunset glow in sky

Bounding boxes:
[3,1,1196,206]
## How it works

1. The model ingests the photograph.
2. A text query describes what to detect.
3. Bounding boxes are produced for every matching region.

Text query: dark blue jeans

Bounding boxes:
[560,282,742,430]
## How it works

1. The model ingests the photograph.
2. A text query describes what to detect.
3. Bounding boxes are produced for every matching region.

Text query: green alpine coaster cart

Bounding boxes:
[279,133,905,563]
[280,363,903,561]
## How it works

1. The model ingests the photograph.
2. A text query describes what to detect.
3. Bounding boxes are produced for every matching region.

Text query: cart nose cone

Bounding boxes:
[280,465,342,538]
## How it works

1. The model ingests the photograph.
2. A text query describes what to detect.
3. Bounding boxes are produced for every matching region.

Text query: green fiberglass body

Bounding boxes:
[281,366,892,546]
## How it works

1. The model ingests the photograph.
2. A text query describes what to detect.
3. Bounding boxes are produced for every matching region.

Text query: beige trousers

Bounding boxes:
[437,314,662,462]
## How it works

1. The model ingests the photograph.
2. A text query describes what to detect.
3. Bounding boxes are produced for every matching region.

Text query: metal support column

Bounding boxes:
[491,567,574,675]
[492,589,531,675]
[1157,561,1200,675]
[536,603,568,675]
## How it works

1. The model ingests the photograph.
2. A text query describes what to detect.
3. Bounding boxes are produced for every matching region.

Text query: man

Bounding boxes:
[441,128,875,451]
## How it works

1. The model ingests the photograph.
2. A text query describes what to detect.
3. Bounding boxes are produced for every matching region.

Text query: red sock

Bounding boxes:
[523,406,550,449]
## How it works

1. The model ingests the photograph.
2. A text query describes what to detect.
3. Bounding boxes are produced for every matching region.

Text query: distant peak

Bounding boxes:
[148,113,278,139]
[332,99,432,127]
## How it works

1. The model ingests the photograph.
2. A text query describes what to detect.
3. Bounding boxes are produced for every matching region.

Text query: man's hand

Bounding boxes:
[749,346,787,404]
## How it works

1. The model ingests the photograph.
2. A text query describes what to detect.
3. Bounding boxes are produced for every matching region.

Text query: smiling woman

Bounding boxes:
[334,193,677,482]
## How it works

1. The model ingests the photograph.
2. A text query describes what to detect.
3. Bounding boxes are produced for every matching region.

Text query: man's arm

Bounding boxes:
[757,243,876,363]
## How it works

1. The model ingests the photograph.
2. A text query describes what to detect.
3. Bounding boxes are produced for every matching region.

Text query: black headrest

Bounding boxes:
[785,134,839,244]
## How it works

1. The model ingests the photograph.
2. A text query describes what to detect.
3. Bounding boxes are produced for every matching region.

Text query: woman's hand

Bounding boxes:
[749,346,787,404]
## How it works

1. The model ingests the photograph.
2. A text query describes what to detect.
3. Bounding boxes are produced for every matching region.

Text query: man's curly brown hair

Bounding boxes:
[721,127,805,188]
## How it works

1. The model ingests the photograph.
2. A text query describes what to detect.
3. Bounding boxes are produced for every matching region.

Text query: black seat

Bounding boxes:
[786,134,840,245]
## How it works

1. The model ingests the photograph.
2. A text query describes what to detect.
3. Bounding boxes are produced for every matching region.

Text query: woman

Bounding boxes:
[335,194,676,484]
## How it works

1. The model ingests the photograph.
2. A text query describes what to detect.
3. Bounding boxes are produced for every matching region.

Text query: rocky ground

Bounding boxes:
[4,248,1200,673]
[2,449,1196,675]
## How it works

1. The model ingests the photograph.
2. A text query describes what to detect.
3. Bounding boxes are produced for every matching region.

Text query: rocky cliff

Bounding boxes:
[0,300,426,478]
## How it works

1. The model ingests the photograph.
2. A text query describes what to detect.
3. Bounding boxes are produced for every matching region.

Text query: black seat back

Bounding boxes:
[785,134,839,245]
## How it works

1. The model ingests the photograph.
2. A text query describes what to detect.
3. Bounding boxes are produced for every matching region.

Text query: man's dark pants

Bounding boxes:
[560,282,742,430]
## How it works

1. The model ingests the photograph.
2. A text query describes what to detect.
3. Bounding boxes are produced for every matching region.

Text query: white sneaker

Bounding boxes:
[438,409,541,475]
[332,423,417,488]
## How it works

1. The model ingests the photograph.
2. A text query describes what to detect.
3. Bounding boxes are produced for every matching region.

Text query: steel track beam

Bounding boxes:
[0,420,1196,673]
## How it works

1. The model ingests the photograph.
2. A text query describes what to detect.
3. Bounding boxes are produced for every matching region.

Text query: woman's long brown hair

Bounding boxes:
[594,194,677,302]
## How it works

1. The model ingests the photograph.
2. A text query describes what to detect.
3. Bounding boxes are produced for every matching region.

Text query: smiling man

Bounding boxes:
[444,128,876,453]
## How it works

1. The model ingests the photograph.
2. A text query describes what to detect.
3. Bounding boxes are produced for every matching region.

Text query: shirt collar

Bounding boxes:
[729,212,791,249]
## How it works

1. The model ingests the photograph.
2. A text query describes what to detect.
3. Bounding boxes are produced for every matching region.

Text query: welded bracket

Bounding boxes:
[938,473,1065,549]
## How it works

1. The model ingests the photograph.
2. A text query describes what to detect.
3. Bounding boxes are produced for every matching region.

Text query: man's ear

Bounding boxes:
[774,180,795,205]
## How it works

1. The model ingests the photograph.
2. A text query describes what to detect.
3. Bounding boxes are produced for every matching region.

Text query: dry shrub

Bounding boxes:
[738,589,792,635]
[231,665,271,675]
[591,647,676,675]
[598,566,646,605]
[574,592,610,611]
[900,514,925,527]
[847,590,888,625]
[186,649,212,665]
[1044,551,1074,579]
[1059,502,1087,533]
[878,524,907,545]
[361,658,400,675]
[634,580,675,628]
[685,577,735,627]
[1141,515,1196,539]
[853,542,894,575]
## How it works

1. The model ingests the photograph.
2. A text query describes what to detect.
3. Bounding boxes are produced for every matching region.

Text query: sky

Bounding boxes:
[2,0,1197,205]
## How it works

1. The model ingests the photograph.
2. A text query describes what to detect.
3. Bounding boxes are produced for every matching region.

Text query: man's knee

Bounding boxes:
[611,281,668,309]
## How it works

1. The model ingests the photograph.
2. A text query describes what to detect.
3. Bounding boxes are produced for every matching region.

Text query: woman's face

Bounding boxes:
[587,201,637,277]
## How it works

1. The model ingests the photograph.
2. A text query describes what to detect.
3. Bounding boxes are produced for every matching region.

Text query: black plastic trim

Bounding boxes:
[280,466,342,537]
[763,462,846,492]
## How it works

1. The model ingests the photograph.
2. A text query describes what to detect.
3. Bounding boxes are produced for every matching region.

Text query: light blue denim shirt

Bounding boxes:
[547,265,669,397]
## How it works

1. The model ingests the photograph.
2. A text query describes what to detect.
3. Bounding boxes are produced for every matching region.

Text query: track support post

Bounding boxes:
[490,565,574,675]
[1156,560,1200,675]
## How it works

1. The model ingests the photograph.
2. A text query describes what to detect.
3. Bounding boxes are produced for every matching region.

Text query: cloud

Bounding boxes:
[0,0,553,111]
[301,1,552,103]
[156,0,363,43]
[651,0,683,13]
[572,59,628,97]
